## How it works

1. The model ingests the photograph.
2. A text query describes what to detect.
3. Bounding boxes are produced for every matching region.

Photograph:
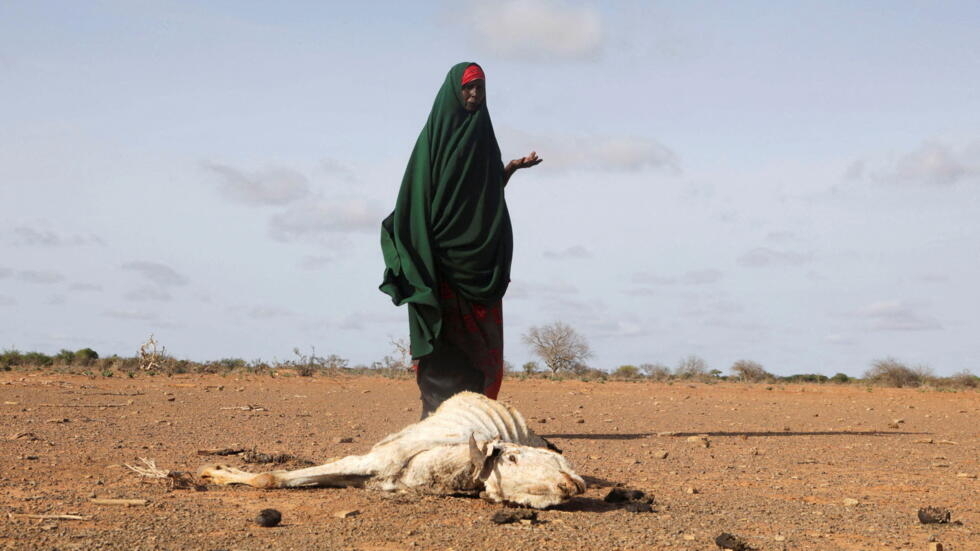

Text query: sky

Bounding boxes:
[2,1,978,376]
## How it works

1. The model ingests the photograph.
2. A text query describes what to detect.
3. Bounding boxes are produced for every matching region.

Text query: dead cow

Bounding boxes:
[198,391,586,508]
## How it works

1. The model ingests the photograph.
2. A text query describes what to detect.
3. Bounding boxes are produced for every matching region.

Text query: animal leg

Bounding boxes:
[198,453,383,489]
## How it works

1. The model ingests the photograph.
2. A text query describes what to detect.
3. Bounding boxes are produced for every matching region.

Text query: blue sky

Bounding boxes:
[2,1,978,376]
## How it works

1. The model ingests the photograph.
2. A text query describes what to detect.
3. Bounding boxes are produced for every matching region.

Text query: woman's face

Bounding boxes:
[460,79,485,112]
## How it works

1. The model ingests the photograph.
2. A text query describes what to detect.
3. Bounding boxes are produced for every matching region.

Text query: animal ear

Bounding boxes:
[468,434,486,474]
[470,435,502,482]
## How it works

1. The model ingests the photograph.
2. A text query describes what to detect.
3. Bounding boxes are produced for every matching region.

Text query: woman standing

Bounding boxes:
[380,62,541,417]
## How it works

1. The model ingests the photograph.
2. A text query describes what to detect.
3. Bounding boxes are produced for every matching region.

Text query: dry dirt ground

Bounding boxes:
[1,372,977,551]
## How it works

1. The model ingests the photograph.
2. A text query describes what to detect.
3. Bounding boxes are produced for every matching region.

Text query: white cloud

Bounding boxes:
[10,226,104,247]
[124,286,173,302]
[16,270,65,284]
[462,0,603,61]
[514,133,680,173]
[632,269,722,286]
[873,141,978,187]
[543,245,592,259]
[69,283,103,292]
[121,262,189,287]
[298,255,333,270]
[202,161,311,206]
[857,300,941,332]
[268,198,381,241]
[737,247,810,268]
[0,294,16,306]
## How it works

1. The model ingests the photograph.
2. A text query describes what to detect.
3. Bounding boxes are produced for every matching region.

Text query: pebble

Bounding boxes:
[928,543,944,551]
[333,509,360,519]
[333,437,354,444]
[955,472,976,479]
[654,450,669,459]
[843,498,859,506]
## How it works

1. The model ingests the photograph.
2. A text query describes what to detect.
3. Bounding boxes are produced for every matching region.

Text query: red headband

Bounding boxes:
[461,64,485,86]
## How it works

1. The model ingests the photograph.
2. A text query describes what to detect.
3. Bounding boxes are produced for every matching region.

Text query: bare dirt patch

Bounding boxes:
[1,373,977,550]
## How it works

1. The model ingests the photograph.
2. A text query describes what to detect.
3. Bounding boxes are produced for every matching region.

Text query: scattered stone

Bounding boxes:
[956,472,977,479]
[714,532,753,550]
[654,450,669,459]
[46,418,69,424]
[254,508,281,527]
[624,502,654,513]
[915,438,935,444]
[604,487,655,512]
[333,509,360,519]
[773,535,786,542]
[604,487,647,503]
[917,507,950,524]
[683,534,696,541]
[928,542,944,551]
[685,487,699,495]
[887,422,900,429]
[842,498,859,506]
[686,435,710,448]
[657,431,677,437]
[333,437,354,444]
[576,418,585,424]
[491,509,537,525]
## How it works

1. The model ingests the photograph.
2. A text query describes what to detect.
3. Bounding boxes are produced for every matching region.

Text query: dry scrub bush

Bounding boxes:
[864,358,933,388]
[639,363,671,381]
[731,360,773,382]
[522,322,593,375]
[675,355,709,380]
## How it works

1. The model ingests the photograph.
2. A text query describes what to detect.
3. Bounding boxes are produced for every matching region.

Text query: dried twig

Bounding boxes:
[90,498,148,506]
[10,513,89,521]
[219,405,267,411]
[196,447,246,456]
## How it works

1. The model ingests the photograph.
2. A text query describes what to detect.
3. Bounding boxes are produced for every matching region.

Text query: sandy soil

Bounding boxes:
[1,372,977,550]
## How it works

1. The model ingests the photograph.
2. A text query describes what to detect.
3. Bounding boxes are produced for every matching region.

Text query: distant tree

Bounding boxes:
[521,361,539,375]
[675,355,708,379]
[613,364,641,379]
[730,360,773,382]
[639,363,671,381]
[522,322,592,375]
[74,348,99,366]
[830,372,851,384]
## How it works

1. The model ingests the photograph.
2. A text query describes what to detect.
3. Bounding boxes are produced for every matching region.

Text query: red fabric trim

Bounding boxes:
[461,64,485,85]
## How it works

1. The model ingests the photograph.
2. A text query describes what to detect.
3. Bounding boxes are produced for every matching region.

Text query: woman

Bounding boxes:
[380,62,541,417]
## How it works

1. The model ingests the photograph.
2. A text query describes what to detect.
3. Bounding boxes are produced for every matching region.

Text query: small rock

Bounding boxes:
[683,534,696,541]
[491,509,536,525]
[773,535,786,542]
[333,509,360,519]
[685,487,699,495]
[928,542,943,551]
[657,431,677,437]
[166,396,176,402]
[714,532,753,550]
[576,418,585,424]
[842,498,859,506]
[254,508,281,527]
[917,507,951,524]
[654,450,669,459]
[537,418,547,424]
[624,502,654,513]
[604,487,648,503]
[886,422,900,429]
[686,435,710,448]
[955,472,977,479]
[332,437,354,444]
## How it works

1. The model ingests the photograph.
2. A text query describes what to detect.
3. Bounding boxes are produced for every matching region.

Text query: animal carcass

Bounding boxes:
[198,391,586,508]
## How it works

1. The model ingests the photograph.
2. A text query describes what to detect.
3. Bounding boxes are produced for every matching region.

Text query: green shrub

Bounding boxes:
[830,372,851,383]
[74,348,99,366]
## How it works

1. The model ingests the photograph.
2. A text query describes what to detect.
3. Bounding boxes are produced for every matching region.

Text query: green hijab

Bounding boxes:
[380,62,513,358]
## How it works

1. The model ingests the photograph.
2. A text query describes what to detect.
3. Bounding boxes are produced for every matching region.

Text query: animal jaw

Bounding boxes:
[197,392,586,508]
